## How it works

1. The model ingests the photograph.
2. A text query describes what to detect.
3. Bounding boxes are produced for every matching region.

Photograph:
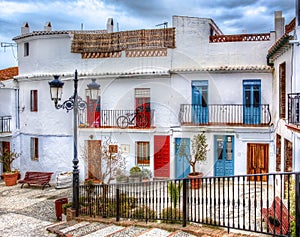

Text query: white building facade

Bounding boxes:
[0,13,285,182]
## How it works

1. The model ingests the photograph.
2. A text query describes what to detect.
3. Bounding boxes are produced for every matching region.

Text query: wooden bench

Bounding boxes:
[261,196,294,235]
[18,171,53,190]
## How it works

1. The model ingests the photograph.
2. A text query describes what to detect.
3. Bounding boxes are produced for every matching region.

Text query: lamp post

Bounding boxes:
[49,70,100,216]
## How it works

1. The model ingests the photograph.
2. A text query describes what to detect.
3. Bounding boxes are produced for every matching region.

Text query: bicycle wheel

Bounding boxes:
[136,114,148,128]
[117,116,129,128]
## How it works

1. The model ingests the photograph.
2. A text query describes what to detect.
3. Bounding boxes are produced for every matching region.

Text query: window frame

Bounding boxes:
[136,141,150,165]
[30,90,38,112]
[30,137,39,161]
[24,42,29,57]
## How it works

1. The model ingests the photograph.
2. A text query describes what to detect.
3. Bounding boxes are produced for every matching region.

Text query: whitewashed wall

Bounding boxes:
[11,15,277,180]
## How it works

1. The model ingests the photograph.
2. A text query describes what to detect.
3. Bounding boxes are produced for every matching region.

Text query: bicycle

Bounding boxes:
[116,107,148,128]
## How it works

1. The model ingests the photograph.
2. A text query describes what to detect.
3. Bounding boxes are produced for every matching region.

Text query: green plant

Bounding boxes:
[0,149,20,173]
[179,133,208,175]
[285,176,296,237]
[62,202,73,215]
[161,207,183,224]
[141,168,152,179]
[130,166,141,177]
[168,181,182,208]
[131,205,156,220]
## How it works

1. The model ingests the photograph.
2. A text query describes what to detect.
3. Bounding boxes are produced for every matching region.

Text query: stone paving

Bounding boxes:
[0,180,72,237]
[0,180,264,237]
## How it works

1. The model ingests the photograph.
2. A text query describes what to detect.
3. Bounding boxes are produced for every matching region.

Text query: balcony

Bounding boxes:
[179,104,271,126]
[288,93,300,125]
[0,116,12,133]
[78,109,154,129]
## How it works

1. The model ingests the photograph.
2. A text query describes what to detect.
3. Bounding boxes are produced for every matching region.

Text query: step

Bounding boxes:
[137,227,171,237]
[47,220,197,237]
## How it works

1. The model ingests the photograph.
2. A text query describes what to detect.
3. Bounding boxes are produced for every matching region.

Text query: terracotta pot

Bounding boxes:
[2,172,19,186]
[188,172,203,189]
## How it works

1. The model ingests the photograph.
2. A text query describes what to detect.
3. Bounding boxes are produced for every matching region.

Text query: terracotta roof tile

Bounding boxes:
[0,67,18,81]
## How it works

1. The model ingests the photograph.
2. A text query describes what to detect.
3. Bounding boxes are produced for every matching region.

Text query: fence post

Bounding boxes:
[296,173,300,236]
[116,186,120,222]
[182,179,187,227]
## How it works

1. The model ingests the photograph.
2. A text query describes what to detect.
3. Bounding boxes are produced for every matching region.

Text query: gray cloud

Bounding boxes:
[0,0,296,69]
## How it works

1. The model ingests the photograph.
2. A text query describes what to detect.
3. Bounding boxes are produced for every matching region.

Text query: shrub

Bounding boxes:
[130,166,141,177]
[161,207,182,224]
[131,205,156,220]
[62,202,73,215]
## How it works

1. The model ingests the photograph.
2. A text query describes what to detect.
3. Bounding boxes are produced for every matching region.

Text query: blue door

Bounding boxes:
[243,80,261,124]
[175,138,190,179]
[214,135,234,176]
[192,81,208,124]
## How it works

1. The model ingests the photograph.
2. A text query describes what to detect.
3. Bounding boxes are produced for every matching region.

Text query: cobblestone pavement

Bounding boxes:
[0,180,72,237]
[0,181,264,237]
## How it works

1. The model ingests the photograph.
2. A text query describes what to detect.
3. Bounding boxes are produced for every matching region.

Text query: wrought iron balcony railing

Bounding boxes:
[288,93,300,125]
[179,104,271,126]
[0,116,12,133]
[78,109,154,128]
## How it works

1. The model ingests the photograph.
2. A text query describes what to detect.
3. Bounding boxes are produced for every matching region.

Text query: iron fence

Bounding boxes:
[79,172,300,236]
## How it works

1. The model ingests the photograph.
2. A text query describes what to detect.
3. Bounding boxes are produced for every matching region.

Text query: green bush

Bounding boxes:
[161,207,183,224]
[131,205,156,220]
[130,166,141,177]
[62,202,73,215]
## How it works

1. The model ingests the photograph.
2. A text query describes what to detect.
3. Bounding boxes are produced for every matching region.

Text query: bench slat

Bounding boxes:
[18,171,53,190]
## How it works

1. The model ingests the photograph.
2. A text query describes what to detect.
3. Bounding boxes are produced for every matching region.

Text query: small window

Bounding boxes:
[30,90,38,112]
[24,42,29,56]
[30,137,39,160]
[136,141,150,165]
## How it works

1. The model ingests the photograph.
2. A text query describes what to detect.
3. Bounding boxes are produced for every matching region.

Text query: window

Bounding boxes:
[24,42,29,56]
[30,137,39,160]
[276,134,281,172]
[279,62,286,119]
[136,141,150,165]
[30,90,38,112]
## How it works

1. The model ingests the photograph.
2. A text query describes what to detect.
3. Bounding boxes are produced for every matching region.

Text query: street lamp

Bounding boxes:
[48,70,100,216]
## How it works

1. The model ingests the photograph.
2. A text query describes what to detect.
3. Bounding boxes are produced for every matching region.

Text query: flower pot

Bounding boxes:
[2,172,19,186]
[188,172,203,189]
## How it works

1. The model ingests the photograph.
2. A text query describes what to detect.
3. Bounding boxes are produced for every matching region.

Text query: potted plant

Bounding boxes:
[0,149,21,186]
[141,168,152,181]
[179,132,208,189]
[129,166,142,183]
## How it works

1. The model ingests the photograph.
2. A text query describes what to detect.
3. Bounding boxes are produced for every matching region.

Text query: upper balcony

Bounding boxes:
[288,93,300,125]
[179,104,271,126]
[78,109,154,129]
[0,116,12,133]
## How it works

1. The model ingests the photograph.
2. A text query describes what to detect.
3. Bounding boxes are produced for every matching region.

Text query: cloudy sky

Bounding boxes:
[0,0,296,69]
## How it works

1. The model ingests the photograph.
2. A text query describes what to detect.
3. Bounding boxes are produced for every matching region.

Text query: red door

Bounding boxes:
[87,96,101,127]
[135,98,151,128]
[154,136,170,178]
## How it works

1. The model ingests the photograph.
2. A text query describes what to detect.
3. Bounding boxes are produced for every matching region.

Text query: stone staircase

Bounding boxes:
[46,220,197,237]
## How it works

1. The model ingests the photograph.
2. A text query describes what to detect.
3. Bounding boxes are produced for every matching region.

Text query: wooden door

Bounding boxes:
[214,135,234,177]
[154,136,170,178]
[175,138,190,179]
[192,81,208,124]
[87,140,102,180]
[247,143,268,181]
[243,80,261,125]
[2,142,10,173]
[86,96,101,128]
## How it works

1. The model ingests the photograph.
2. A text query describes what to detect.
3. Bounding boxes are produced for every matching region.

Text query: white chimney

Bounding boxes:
[274,11,285,40]
[21,22,30,35]
[44,22,52,31]
[107,18,114,33]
